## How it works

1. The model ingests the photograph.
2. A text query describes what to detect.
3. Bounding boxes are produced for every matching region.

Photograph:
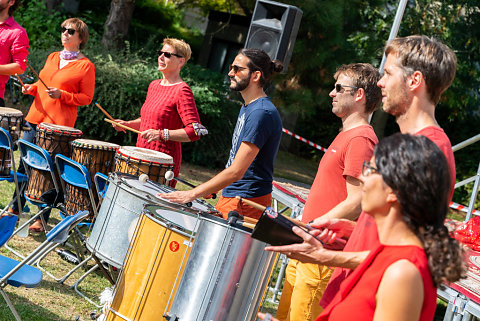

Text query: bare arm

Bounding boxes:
[265,226,369,269]
[161,141,259,203]
[113,118,141,131]
[141,128,192,143]
[0,63,24,76]
[321,175,363,220]
[373,260,424,321]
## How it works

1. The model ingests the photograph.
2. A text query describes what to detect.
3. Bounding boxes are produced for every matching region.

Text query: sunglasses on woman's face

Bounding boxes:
[157,50,183,59]
[61,27,76,35]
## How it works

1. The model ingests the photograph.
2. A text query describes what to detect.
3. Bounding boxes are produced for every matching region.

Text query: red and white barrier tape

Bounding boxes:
[282,128,327,152]
[449,201,480,216]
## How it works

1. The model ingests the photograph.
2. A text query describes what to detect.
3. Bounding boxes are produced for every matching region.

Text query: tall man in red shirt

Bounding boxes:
[260,36,457,321]
[0,0,28,106]
[275,63,381,321]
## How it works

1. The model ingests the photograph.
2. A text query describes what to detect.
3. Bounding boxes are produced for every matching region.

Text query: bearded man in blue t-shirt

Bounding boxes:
[162,48,283,219]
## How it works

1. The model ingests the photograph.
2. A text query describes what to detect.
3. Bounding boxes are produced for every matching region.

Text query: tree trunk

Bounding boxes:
[44,0,61,11]
[102,0,136,50]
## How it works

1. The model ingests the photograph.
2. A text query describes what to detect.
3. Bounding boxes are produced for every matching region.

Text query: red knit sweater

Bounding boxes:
[136,80,202,177]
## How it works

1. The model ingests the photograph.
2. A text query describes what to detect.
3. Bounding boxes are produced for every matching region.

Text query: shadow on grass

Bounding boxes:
[0,289,64,321]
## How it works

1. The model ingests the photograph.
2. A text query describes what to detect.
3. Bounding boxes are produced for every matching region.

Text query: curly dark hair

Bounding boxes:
[374,133,465,287]
[238,48,283,88]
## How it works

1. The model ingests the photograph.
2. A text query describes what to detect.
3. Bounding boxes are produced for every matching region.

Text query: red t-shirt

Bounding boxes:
[136,80,202,177]
[320,126,456,307]
[317,244,436,321]
[301,125,378,224]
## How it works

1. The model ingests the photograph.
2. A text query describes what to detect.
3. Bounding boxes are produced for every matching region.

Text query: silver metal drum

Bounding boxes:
[86,172,214,268]
[165,214,277,321]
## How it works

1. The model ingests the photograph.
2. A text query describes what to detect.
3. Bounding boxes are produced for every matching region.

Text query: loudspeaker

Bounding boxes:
[245,0,303,72]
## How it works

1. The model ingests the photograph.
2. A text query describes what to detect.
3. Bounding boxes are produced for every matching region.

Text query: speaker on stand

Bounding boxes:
[245,0,303,72]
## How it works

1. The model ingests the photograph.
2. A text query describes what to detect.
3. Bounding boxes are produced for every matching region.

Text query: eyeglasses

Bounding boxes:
[229,64,249,74]
[157,50,183,59]
[335,84,359,93]
[362,161,379,177]
[61,27,76,35]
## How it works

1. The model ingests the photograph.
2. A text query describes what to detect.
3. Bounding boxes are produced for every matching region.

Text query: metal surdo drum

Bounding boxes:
[65,139,120,216]
[0,107,23,177]
[165,214,277,321]
[114,146,174,185]
[106,204,204,321]
[24,123,82,201]
[86,172,214,269]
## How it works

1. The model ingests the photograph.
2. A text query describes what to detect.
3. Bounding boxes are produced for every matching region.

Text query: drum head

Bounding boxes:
[144,204,200,235]
[38,122,83,135]
[0,107,23,116]
[118,146,173,164]
[72,139,120,150]
[113,172,212,214]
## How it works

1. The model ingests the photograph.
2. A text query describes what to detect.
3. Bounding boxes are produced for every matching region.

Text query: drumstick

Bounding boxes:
[23,59,48,89]
[235,196,310,229]
[14,73,27,90]
[95,102,115,121]
[104,118,142,134]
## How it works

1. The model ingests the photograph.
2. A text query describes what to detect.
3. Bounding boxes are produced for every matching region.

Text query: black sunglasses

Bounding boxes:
[157,50,183,59]
[335,84,359,93]
[61,27,76,35]
[229,64,249,74]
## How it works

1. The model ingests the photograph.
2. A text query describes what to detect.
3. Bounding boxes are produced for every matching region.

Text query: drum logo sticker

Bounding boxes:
[169,241,180,252]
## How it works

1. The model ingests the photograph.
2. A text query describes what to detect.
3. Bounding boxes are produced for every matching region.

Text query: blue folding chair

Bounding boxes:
[0,210,89,321]
[54,155,115,306]
[94,172,109,202]
[0,127,28,222]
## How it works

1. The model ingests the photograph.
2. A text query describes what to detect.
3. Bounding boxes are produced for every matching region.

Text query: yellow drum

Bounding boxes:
[106,204,200,321]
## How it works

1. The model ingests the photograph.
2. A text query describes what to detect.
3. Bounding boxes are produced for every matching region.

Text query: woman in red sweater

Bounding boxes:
[259,134,465,321]
[114,38,206,179]
[8,17,94,232]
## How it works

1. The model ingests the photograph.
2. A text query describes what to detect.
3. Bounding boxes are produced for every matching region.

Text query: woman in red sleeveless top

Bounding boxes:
[259,134,465,321]
[113,38,207,180]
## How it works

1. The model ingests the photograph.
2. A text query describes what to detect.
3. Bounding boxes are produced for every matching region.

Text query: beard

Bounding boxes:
[382,86,411,117]
[230,75,250,91]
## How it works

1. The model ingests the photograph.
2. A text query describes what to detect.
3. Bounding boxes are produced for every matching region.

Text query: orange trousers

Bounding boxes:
[215,193,272,220]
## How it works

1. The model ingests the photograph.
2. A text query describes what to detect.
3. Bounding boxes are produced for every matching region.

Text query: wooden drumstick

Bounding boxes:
[96,102,126,133]
[95,102,115,121]
[104,118,142,134]
[235,196,310,229]
[24,59,48,89]
[14,73,27,90]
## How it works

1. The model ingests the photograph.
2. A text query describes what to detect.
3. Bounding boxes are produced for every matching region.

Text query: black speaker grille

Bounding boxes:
[248,25,281,59]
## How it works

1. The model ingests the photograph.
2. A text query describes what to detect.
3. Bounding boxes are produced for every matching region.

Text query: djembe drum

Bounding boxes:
[24,123,82,202]
[63,139,120,217]
[0,107,23,177]
[114,146,174,185]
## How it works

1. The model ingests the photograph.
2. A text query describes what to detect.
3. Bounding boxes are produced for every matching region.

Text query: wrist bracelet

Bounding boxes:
[164,128,169,141]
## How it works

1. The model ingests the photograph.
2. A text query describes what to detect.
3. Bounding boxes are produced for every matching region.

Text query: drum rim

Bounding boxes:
[0,107,23,116]
[71,139,120,150]
[142,206,199,237]
[38,122,83,136]
[115,149,174,165]
[198,212,253,233]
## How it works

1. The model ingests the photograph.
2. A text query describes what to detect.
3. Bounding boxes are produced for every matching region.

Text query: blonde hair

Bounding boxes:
[163,38,192,63]
[62,18,89,50]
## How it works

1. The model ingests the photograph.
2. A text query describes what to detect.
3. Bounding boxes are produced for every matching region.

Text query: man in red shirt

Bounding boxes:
[259,36,457,321]
[0,0,28,106]
[275,63,381,321]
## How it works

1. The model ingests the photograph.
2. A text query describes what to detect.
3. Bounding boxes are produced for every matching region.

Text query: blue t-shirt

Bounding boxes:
[222,97,282,198]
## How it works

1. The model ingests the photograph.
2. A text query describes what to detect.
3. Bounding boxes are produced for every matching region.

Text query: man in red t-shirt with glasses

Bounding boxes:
[258,35,457,321]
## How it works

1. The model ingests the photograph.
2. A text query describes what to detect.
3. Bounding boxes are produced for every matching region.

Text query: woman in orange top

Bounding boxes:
[23,17,95,126]
[9,17,95,232]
